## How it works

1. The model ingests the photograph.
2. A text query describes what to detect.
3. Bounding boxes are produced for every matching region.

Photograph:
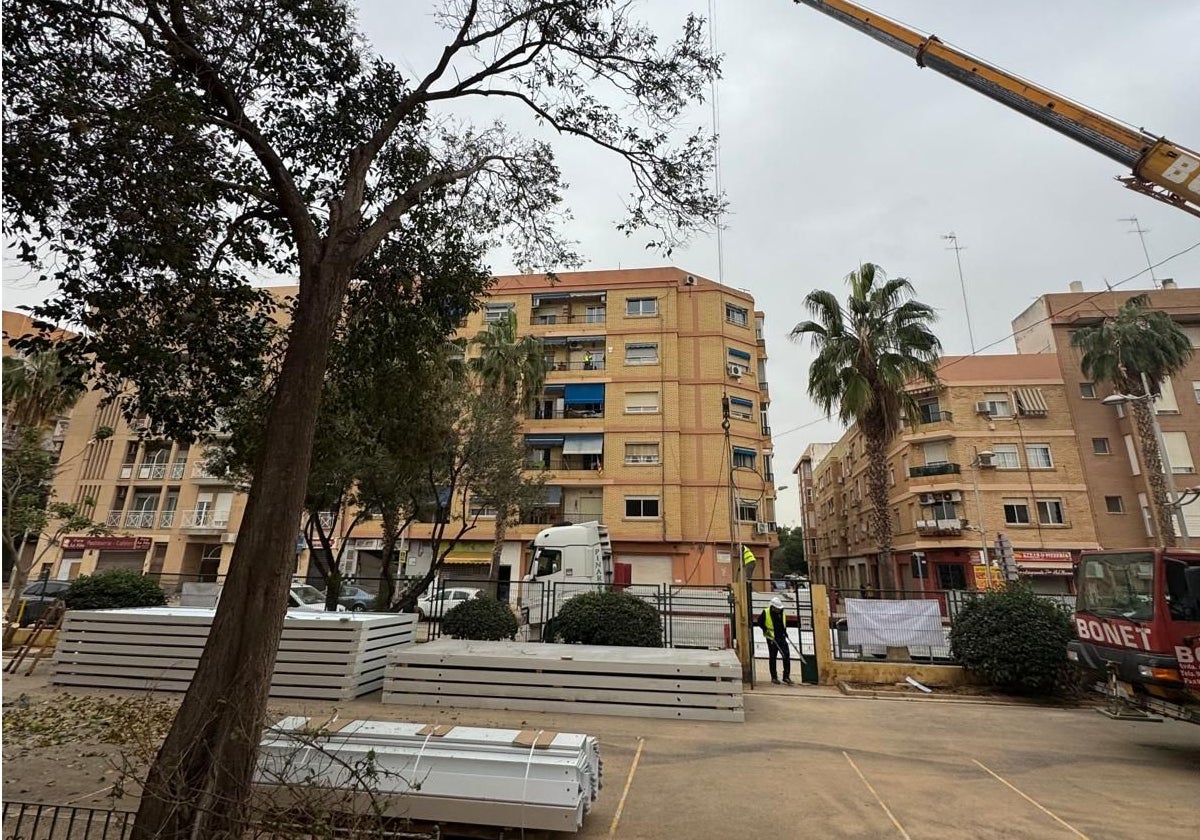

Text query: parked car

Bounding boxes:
[289,583,345,613]
[16,579,71,626]
[338,586,377,612]
[415,587,481,620]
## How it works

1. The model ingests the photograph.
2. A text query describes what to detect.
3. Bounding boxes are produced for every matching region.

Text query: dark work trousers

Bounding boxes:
[767,636,791,682]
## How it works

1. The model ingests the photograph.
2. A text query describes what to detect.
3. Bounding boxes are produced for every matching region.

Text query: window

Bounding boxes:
[922,441,949,465]
[468,497,498,518]
[1003,499,1030,525]
[732,447,756,469]
[1138,493,1154,537]
[483,303,514,323]
[1162,431,1196,474]
[625,496,660,518]
[1037,499,1065,525]
[1079,382,1097,399]
[626,298,657,317]
[625,343,659,365]
[1125,434,1141,476]
[624,391,660,414]
[760,409,770,435]
[736,498,759,522]
[763,454,775,481]
[992,444,1020,470]
[937,564,968,591]
[1092,437,1111,455]
[1193,381,1200,404]
[584,305,606,323]
[1183,324,1200,348]
[729,397,753,421]
[1025,444,1053,469]
[926,500,956,520]
[1105,495,1125,514]
[916,397,944,423]
[1155,375,1179,413]
[725,303,749,326]
[983,392,1012,417]
[888,468,895,487]
[624,443,660,465]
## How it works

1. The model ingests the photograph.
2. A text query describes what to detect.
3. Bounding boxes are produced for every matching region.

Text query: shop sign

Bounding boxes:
[62,536,153,551]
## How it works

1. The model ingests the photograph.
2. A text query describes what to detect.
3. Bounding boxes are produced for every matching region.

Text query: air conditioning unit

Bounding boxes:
[568,341,583,349]
[974,401,992,415]
[918,493,937,506]
[941,491,963,502]
[727,362,746,378]
[220,533,238,544]
[754,522,770,535]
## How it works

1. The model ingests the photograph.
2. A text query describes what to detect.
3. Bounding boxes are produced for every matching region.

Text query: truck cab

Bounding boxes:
[1070,549,1200,722]
[520,520,613,628]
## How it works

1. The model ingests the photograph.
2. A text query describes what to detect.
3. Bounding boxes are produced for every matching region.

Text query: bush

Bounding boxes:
[442,595,519,641]
[64,570,168,610]
[949,585,1075,695]
[551,590,662,647]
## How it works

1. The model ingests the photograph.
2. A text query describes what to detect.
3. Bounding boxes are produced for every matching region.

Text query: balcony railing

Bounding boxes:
[546,359,606,371]
[526,457,604,472]
[530,312,606,325]
[909,463,962,478]
[192,463,232,483]
[519,509,599,525]
[106,510,158,529]
[906,410,954,426]
[916,518,965,534]
[180,509,230,529]
[137,463,169,480]
[159,509,177,528]
[528,407,605,420]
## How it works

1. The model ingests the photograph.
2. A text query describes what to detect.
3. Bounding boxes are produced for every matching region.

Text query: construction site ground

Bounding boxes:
[3,662,1198,840]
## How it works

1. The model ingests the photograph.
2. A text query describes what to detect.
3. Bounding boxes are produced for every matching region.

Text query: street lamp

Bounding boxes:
[969,449,996,583]
[1100,382,1191,546]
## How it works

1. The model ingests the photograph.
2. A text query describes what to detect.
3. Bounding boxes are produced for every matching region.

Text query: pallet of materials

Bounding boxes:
[384,639,744,722]
[51,607,417,700]
[254,716,602,833]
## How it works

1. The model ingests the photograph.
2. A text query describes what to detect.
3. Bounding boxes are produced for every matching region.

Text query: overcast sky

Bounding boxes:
[5,1,1199,528]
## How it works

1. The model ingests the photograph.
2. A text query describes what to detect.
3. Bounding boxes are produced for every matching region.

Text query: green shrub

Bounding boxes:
[949,585,1075,695]
[442,595,519,641]
[551,590,662,647]
[64,570,167,610]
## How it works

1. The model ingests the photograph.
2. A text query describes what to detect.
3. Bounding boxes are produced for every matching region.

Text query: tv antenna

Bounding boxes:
[942,232,976,353]
[1118,216,1158,288]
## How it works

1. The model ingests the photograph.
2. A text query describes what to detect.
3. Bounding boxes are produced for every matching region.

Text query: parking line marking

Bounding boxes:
[973,759,1091,839]
[608,737,645,838]
[842,751,911,839]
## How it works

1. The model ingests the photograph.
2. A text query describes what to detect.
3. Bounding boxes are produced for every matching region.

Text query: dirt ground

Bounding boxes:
[3,661,1198,840]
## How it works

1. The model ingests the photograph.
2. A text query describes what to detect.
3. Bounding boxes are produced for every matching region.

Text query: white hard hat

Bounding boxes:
[770,596,783,609]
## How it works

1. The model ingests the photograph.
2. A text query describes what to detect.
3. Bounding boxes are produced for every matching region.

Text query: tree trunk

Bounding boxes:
[2,534,33,648]
[1131,398,1176,548]
[489,512,507,587]
[133,265,350,840]
[377,511,400,610]
[863,432,896,591]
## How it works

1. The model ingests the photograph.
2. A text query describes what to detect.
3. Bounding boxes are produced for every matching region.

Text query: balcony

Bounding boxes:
[526,456,604,474]
[159,509,177,528]
[133,461,185,481]
[519,510,598,526]
[916,518,966,535]
[530,311,606,326]
[528,406,605,420]
[180,509,231,530]
[105,510,158,529]
[908,463,962,478]
[905,409,954,427]
[192,463,233,484]
[546,359,606,372]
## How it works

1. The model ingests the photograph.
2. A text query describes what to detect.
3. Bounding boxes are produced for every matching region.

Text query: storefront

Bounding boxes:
[1014,550,1076,596]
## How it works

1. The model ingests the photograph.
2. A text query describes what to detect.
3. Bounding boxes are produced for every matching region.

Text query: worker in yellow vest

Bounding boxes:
[755,596,793,685]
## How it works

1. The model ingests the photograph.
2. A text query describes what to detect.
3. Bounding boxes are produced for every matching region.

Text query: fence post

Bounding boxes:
[809,584,833,685]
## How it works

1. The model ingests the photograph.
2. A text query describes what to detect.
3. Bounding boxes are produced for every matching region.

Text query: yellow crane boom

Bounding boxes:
[793,0,1200,218]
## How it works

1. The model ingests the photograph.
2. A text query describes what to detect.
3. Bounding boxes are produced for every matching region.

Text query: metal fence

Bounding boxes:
[828,588,961,663]
[3,801,133,840]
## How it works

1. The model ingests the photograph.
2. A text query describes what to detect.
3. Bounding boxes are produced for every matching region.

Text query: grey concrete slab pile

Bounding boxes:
[255,716,602,833]
[51,607,417,700]
[383,639,744,721]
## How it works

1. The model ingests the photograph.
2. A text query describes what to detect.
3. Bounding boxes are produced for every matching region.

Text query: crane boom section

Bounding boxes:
[793,0,1200,217]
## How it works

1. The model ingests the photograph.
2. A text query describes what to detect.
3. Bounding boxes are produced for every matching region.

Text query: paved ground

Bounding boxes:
[3,664,1198,840]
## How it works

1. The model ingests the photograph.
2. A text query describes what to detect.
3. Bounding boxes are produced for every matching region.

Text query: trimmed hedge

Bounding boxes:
[64,570,167,611]
[949,585,1075,696]
[550,590,662,647]
[442,595,519,641]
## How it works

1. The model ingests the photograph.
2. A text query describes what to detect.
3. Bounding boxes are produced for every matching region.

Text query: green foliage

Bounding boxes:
[773,525,808,577]
[949,586,1075,696]
[442,596,519,641]
[65,570,167,611]
[551,591,663,647]
[1070,294,1194,395]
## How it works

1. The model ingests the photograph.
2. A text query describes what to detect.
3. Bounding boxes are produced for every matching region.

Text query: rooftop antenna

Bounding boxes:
[707,0,724,285]
[941,232,976,353]
[1118,216,1158,288]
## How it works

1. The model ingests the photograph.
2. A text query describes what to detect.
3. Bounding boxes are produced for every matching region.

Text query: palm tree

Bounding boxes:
[2,349,87,430]
[1071,294,1193,547]
[469,312,548,580]
[791,264,942,590]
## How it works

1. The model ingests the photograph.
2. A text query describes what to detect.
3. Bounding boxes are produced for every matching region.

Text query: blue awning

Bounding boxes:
[732,446,756,457]
[563,434,604,455]
[526,435,565,447]
[564,383,605,405]
[729,397,753,408]
[727,348,751,361]
[532,293,572,305]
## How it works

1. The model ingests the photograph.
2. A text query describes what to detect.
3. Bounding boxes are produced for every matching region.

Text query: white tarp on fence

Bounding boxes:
[845,598,943,648]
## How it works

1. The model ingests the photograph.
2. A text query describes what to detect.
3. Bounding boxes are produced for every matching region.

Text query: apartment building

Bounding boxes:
[26,267,779,590]
[1012,281,1200,545]
[799,354,1102,595]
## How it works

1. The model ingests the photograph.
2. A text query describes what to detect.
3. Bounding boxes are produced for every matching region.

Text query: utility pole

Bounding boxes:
[723,395,753,685]
[1119,216,1158,288]
[942,232,976,353]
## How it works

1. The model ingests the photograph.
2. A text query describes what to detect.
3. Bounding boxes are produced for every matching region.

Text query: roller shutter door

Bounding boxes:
[619,555,673,586]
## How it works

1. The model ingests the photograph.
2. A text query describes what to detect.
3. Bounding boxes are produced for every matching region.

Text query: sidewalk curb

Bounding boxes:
[836,681,1088,711]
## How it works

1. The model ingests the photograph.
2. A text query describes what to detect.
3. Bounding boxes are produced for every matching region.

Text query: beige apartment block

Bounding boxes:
[798,354,1102,596]
[19,267,779,592]
[1012,281,1200,547]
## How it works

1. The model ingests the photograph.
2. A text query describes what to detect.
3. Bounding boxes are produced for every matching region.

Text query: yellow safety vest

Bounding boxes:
[763,607,785,640]
[742,547,756,567]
